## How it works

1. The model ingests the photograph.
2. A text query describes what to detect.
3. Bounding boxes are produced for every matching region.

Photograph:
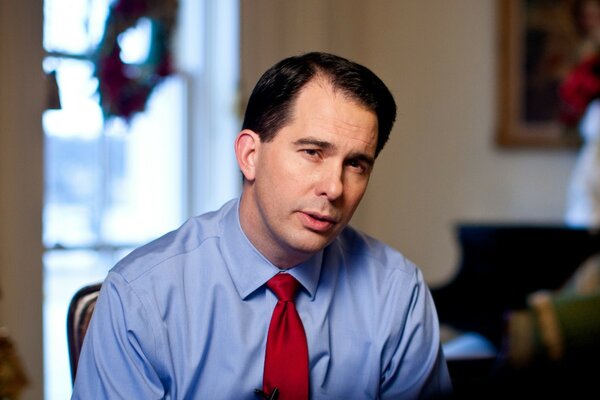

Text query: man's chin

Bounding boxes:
[291,230,338,255]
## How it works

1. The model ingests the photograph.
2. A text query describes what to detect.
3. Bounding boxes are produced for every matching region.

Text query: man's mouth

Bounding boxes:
[299,211,338,232]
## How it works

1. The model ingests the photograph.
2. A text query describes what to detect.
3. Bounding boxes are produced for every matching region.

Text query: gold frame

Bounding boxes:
[497,0,581,148]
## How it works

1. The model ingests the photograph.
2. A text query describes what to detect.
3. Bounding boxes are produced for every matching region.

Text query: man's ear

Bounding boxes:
[235,129,260,182]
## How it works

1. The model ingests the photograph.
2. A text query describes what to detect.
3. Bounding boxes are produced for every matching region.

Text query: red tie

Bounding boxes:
[262,273,309,400]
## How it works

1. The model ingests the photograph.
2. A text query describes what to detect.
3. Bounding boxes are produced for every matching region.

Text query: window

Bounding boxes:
[42,1,239,398]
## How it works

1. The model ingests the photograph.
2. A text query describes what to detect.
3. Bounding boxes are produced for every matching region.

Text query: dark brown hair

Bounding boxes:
[242,52,397,157]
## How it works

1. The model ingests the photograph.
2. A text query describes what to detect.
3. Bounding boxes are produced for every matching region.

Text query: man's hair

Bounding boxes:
[242,52,397,157]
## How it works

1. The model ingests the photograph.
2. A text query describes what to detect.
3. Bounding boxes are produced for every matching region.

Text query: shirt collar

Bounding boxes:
[218,198,322,301]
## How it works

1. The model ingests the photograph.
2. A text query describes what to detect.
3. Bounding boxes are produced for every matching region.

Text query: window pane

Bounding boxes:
[43,67,186,245]
[43,0,111,54]
[43,58,103,247]
[43,134,101,247]
[42,57,102,126]
[101,75,187,244]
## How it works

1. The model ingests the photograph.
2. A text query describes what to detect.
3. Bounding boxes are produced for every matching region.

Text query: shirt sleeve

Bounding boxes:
[71,271,165,399]
[379,266,453,399]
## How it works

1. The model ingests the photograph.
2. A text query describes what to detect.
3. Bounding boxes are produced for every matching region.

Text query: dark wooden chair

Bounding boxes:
[66,282,102,384]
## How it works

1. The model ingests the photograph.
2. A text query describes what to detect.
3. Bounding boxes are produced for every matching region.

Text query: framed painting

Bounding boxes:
[497,0,587,148]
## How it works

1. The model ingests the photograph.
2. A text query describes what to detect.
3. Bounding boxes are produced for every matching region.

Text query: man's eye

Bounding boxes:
[347,160,367,173]
[303,149,319,157]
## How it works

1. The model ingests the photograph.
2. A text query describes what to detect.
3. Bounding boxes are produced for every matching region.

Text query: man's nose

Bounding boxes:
[315,164,343,201]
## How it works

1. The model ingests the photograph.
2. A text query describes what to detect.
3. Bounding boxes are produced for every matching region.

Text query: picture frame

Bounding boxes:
[497,0,583,148]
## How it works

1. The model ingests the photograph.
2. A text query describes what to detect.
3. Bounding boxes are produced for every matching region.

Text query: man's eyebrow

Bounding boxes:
[293,137,334,149]
[294,137,375,166]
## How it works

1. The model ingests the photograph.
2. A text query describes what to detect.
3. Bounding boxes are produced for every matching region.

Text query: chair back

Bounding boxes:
[66,282,102,383]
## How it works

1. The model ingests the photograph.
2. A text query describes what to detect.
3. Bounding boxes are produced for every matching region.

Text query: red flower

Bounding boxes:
[559,54,600,126]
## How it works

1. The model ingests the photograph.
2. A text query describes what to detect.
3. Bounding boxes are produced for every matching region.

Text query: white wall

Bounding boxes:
[241,0,578,286]
[0,1,45,399]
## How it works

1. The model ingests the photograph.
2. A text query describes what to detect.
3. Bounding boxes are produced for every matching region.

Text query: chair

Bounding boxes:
[66,282,102,384]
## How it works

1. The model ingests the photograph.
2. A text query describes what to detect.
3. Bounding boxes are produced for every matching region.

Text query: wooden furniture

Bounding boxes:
[432,224,600,347]
[432,224,600,398]
[66,282,102,384]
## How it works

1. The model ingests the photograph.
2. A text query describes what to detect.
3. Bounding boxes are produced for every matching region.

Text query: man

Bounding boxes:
[72,52,452,399]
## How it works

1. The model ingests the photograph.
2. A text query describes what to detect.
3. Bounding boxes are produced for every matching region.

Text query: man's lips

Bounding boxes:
[298,211,339,232]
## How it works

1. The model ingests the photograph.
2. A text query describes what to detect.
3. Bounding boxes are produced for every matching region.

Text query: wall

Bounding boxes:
[0,1,45,399]
[241,0,578,286]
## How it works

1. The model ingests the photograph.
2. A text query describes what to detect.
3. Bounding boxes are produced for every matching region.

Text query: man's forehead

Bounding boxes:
[281,83,378,154]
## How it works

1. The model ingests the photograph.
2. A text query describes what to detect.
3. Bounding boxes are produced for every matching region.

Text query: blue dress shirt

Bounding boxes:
[72,198,452,399]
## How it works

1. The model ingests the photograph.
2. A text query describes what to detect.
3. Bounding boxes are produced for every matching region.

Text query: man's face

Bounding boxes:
[238,79,379,268]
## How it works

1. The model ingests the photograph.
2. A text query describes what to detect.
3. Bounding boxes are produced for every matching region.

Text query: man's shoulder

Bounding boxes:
[334,225,418,275]
[111,199,236,283]
[327,226,427,311]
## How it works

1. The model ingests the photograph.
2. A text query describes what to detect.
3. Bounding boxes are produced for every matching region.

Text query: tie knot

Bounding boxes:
[267,273,300,302]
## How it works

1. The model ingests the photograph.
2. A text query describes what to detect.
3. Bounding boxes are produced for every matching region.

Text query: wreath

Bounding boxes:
[94,0,178,121]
